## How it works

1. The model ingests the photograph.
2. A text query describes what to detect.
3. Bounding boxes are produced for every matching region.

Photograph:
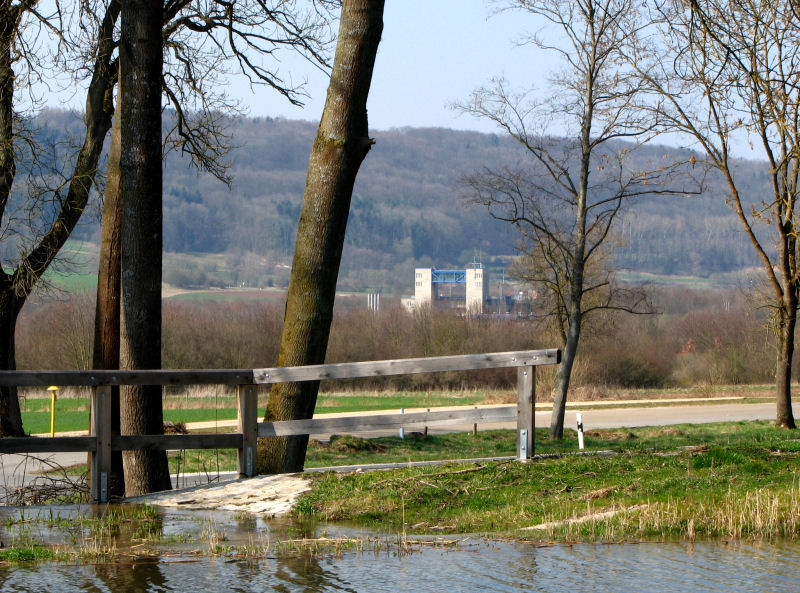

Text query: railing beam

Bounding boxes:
[258,406,517,437]
[254,349,559,384]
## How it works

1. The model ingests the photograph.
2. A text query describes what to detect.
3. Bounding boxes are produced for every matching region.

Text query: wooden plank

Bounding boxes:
[112,433,242,451]
[258,406,517,437]
[253,349,560,384]
[0,369,254,387]
[90,385,112,502]
[0,350,561,388]
[237,384,258,477]
[517,366,535,459]
[0,436,96,454]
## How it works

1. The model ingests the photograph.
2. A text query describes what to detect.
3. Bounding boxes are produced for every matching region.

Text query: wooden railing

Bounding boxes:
[0,349,560,503]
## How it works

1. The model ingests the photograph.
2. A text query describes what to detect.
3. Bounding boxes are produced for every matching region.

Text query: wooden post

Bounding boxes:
[237,384,257,478]
[90,385,112,502]
[517,365,535,459]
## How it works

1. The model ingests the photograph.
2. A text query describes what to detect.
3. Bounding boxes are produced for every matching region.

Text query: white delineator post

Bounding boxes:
[576,412,585,450]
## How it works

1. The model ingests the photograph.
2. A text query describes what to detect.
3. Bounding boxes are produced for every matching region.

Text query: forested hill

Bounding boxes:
[48,110,765,292]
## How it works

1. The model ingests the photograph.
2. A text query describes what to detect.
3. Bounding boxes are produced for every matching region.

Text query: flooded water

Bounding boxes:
[0,505,798,591]
[1,538,799,592]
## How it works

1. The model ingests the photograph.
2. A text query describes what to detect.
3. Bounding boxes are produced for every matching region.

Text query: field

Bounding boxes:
[20,389,496,435]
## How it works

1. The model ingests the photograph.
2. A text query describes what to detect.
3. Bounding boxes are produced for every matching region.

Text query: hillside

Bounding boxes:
[31,111,769,293]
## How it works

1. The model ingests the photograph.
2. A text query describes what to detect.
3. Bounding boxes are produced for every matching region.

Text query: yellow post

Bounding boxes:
[48,386,58,437]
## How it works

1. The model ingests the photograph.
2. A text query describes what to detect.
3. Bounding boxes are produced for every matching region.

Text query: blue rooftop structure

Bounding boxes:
[431,269,466,284]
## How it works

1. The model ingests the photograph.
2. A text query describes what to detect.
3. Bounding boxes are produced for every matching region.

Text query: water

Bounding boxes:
[1,539,800,592]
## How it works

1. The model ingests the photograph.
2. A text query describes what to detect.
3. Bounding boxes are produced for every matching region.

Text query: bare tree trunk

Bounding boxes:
[91,87,124,497]
[0,18,22,437]
[119,0,171,495]
[550,309,582,439]
[257,0,384,474]
[0,292,23,436]
[776,300,797,429]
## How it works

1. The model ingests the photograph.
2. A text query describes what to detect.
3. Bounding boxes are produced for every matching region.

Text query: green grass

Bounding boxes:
[294,420,800,541]
[47,270,98,292]
[28,419,800,547]
[22,409,248,435]
[172,419,794,475]
[0,546,55,563]
[20,390,490,434]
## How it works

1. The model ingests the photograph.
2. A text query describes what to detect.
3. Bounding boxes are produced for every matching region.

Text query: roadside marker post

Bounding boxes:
[47,386,58,437]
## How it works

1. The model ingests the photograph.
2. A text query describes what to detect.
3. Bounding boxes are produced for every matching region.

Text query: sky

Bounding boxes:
[231,1,553,133]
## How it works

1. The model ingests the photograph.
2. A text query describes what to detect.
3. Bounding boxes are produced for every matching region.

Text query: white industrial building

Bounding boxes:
[404,265,488,314]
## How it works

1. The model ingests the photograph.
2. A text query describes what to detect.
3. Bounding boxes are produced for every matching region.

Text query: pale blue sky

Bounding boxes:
[237,1,551,133]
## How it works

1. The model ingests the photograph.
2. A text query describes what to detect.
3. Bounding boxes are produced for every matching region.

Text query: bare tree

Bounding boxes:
[0,0,335,440]
[635,0,800,428]
[458,0,698,439]
[0,0,118,437]
[258,0,385,474]
[508,230,648,346]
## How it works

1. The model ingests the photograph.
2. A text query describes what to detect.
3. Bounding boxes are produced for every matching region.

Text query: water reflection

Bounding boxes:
[1,539,799,592]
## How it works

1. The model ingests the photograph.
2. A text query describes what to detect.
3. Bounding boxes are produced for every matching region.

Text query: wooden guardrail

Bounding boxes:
[0,349,560,503]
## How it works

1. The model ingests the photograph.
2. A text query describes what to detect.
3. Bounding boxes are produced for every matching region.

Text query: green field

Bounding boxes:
[21,390,491,434]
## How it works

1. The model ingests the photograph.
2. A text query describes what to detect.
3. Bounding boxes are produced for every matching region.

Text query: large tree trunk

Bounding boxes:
[119,0,171,496]
[0,18,21,437]
[91,88,124,497]
[0,292,23,436]
[257,0,384,474]
[776,300,797,428]
[549,309,582,439]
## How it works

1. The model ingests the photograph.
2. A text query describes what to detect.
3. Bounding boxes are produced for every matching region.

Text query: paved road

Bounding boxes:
[546,401,797,432]
[1,399,794,496]
[310,400,797,438]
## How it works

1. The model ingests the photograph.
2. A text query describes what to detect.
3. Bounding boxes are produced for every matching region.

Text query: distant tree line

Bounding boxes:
[22,111,765,293]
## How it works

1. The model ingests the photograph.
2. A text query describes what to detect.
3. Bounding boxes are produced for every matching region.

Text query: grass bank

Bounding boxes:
[294,421,800,541]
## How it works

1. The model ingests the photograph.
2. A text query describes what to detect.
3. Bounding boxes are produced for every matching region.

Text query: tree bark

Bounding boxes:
[0,14,22,437]
[257,0,384,474]
[776,299,797,429]
[119,0,171,495]
[91,84,124,498]
[0,291,23,436]
[549,308,582,439]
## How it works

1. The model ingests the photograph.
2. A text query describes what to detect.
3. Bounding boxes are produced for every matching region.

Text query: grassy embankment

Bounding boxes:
[5,420,800,562]
[294,421,800,542]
